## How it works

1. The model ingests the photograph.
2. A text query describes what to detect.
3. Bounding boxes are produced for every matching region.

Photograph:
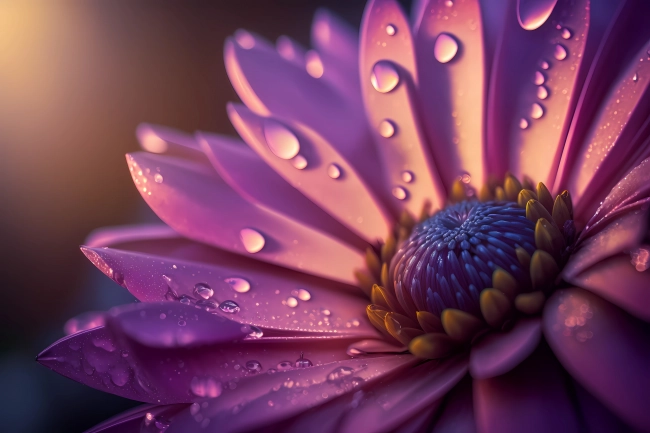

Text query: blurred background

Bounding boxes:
[0,0,396,431]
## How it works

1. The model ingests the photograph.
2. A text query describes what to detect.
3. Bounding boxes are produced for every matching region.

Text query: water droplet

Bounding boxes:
[385,24,397,36]
[401,170,414,183]
[305,50,324,78]
[193,282,213,299]
[561,27,572,39]
[392,186,407,200]
[531,103,544,119]
[295,352,313,368]
[142,412,171,432]
[633,73,639,82]
[286,296,298,308]
[225,277,250,293]
[327,163,342,179]
[378,119,396,138]
[554,44,567,60]
[219,300,240,314]
[321,307,331,316]
[190,403,200,416]
[292,155,308,169]
[235,29,255,49]
[154,173,163,183]
[190,376,222,398]
[159,313,166,320]
[370,60,400,93]
[246,325,264,339]
[434,33,459,64]
[291,288,311,301]
[534,71,545,85]
[196,299,218,312]
[263,120,300,160]
[178,320,186,326]
[540,60,550,70]
[537,85,549,100]
[517,0,558,30]
[246,360,262,374]
[519,118,529,129]
[240,228,265,253]
[327,366,354,382]
[445,0,454,6]
[277,360,293,371]
[179,295,194,305]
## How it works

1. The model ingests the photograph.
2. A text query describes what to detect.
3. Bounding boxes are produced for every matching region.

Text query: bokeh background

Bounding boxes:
[0,0,396,431]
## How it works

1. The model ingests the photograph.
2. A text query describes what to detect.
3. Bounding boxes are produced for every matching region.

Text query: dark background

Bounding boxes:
[0,1,407,431]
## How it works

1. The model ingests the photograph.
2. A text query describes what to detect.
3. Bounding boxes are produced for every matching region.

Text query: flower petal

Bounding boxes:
[414,0,487,189]
[572,380,635,433]
[431,376,476,433]
[136,123,204,159]
[126,151,365,285]
[227,104,393,244]
[568,254,650,321]
[473,344,580,433]
[64,310,106,335]
[85,404,187,433]
[81,245,378,337]
[469,317,541,379]
[165,355,416,432]
[487,0,590,187]
[346,339,407,356]
[85,224,179,249]
[543,288,650,431]
[360,0,447,214]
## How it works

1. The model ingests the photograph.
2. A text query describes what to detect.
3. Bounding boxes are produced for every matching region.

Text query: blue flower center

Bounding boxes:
[390,201,537,317]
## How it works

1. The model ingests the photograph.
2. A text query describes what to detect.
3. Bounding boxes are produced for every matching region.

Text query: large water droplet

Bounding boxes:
[277,360,293,371]
[286,296,298,308]
[392,186,408,200]
[534,71,545,85]
[378,119,396,138]
[327,366,354,382]
[434,33,459,64]
[385,24,397,36]
[246,325,264,339]
[194,282,213,299]
[246,360,262,374]
[240,228,265,253]
[292,155,308,170]
[305,50,324,78]
[554,44,567,60]
[196,299,218,312]
[537,85,549,100]
[154,173,164,184]
[263,120,300,160]
[295,353,313,368]
[292,288,311,301]
[561,27,572,39]
[225,277,250,293]
[633,73,639,83]
[531,103,544,119]
[370,61,400,93]
[517,0,558,31]
[190,376,222,398]
[540,60,550,70]
[219,300,241,314]
[401,171,414,183]
[179,294,195,306]
[519,118,529,129]
[327,163,342,179]
[142,412,171,432]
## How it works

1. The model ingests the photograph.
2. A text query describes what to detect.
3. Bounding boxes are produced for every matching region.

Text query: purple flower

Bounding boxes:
[38,0,650,432]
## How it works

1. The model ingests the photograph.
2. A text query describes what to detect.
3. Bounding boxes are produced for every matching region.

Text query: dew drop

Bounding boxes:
[434,33,459,64]
[246,360,262,374]
[179,295,194,305]
[370,60,400,93]
[190,376,222,398]
[540,60,550,70]
[263,120,300,160]
[517,0,558,30]
[240,228,265,253]
[531,103,544,119]
[320,307,331,316]
[178,320,186,327]
[537,85,549,100]
[291,288,311,301]
[385,24,397,36]
[154,173,163,184]
[327,163,342,179]
[392,186,407,200]
[378,119,396,138]
[445,0,453,6]
[327,366,354,382]
[519,118,529,129]
[193,282,213,299]
[277,361,293,371]
[159,313,166,320]
[219,300,240,314]
[561,27,572,39]
[286,296,299,308]
[190,403,200,416]
[554,44,567,61]
[633,73,639,82]
[295,352,313,368]
[246,325,264,339]
[225,277,251,293]
[292,155,308,170]
[305,50,324,78]
[534,71,545,85]
[235,30,255,50]
[196,299,218,312]
[401,170,414,183]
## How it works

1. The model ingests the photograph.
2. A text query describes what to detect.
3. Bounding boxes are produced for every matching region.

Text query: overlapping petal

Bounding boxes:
[86,404,187,433]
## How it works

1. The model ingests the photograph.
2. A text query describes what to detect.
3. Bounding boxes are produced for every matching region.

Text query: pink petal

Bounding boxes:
[431,377,476,433]
[543,288,650,431]
[135,123,204,160]
[85,404,187,433]
[85,224,179,249]
[37,324,366,404]
[394,405,438,433]
[568,254,650,322]
[572,379,634,433]
[81,245,378,337]
[360,0,447,215]
[165,355,416,432]
[126,151,365,285]
[64,310,106,335]
[226,104,393,244]
[563,205,648,280]
[414,0,487,189]
[346,339,406,356]
[473,345,580,433]
[337,355,467,432]
[469,317,541,379]
[487,0,590,187]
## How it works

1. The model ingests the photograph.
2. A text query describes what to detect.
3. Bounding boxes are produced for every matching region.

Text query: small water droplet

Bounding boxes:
[392,186,407,200]
[291,288,311,301]
[445,0,453,6]
[178,319,186,326]
[305,50,324,78]
[517,0,558,30]
[190,402,200,416]
[530,103,544,119]
[537,85,549,100]
[327,366,354,382]
[561,27,572,39]
[434,33,459,64]
[327,163,342,179]
[295,352,313,368]
[219,300,240,314]
[247,325,264,339]
[225,277,251,293]
[321,307,331,316]
[235,30,255,49]
[246,360,262,374]
[277,361,293,371]
[263,120,300,160]
[286,296,298,308]
[159,313,166,320]
[292,155,308,169]
[154,173,163,183]
[385,24,397,36]
[196,299,218,312]
[554,44,567,60]
[190,376,222,398]
[179,295,194,305]
[193,282,213,299]
[378,119,396,138]
[633,73,639,82]
[519,118,529,129]
[240,228,265,253]
[142,412,171,432]
[401,170,414,183]
[370,60,400,93]
[540,60,550,70]
[534,71,545,85]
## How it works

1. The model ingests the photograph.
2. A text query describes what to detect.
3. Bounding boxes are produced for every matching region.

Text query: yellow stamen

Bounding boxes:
[526,199,554,225]
[504,173,523,202]
[517,189,537,208]
[441,308,485,342]
[416,311,444,333]
[371,284,402,313]
[534,218,565,257]
[536,182,554,213]
[480,288,512,328]
[515,291,546,314]
[530,250,559,289]
[552,195,571,230]
[366,304,389,331]
[380,263,390,288]
[495,186,506,201]
[450,179,467,203]
[478,184,493,202]
[381,233,396,264]
[365,248,381,279]
[409,333,458,359]
[560,190,573,217]
[385,313,423,345]
[515,247,531,269]
[354,270,375,295]
[492,268,519,299]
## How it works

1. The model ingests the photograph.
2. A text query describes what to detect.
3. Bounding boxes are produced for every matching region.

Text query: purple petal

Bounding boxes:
[165,355,416,432]
[487,0,591,187]
[38,325,366,404]
[394,405,438,433]
[568,254,650,322]
[135,123,205,160]
[346,339,406,356]
[469,317,541,379]
[81,245,378,337]
[64,310,106,335]
[414,0,487,190]
[85,404,186,433]
[360,0,447,215]
[126,151,365,285]
[473,345,580,433]
[543,288,650,431]
[572,380,635,433]
[431,377,476,433]
[226,104,393,244]
[85,224,178,249]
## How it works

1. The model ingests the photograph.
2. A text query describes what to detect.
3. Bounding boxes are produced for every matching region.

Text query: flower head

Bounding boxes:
[39,0,650,432]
